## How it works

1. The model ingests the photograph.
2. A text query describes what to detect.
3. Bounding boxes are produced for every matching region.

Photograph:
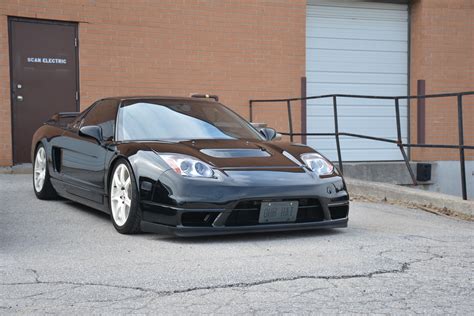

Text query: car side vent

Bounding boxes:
[52,147,62,173]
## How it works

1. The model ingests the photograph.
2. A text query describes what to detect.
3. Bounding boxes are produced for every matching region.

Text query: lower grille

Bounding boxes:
[329,204,349,219]
[181,212,219,227]
[225,199,324,226]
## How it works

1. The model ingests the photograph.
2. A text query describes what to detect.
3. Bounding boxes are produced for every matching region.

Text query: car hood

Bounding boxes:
[117,139,316,170]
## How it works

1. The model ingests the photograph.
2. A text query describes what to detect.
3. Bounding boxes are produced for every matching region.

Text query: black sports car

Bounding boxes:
[32,95,349,236]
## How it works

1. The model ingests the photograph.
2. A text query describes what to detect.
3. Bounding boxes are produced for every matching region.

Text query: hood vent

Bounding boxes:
[200,148,271,158]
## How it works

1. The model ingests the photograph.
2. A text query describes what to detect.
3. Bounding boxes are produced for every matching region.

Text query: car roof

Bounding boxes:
[101,96,217,103]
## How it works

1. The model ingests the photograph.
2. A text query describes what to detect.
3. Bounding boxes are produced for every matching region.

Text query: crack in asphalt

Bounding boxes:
[1,245,447,307]
[1,260,420,299]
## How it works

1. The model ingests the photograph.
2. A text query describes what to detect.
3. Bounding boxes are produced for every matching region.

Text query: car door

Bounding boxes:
[59,99,118,204]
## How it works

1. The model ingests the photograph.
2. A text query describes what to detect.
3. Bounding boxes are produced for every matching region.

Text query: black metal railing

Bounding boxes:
[249,92,474,200]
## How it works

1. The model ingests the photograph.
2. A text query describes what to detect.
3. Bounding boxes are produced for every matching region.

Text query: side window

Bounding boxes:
[82,99,118,141]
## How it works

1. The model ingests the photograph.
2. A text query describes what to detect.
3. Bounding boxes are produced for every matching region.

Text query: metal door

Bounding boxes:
[9,17,79,163]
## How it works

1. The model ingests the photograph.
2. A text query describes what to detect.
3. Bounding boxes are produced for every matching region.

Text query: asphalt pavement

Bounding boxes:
[1,174,473,314]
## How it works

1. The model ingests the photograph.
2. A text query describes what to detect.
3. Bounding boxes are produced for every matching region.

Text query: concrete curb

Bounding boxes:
[0,164,32,174]
[346,178,473,219]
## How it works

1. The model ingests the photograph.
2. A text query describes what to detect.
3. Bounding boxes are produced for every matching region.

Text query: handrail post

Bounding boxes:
[287,100,294,142]
[249,100,253,122]
[395,97,417,185]
[332,96,343,174]
[417,80,426,144]
[457,94,467,200]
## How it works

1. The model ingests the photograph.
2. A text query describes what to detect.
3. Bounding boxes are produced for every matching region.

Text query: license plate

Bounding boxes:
[258,201,299,224]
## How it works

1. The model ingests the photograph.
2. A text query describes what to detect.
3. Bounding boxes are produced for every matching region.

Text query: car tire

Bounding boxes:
[33,144,58,200]
[109,158,142,234]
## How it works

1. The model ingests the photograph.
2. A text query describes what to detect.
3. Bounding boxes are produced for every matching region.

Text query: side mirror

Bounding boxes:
[260,127,277,141]
[79,125,103,143]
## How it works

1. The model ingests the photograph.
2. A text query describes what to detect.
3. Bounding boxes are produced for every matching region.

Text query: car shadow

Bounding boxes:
[63,200,110,221]
[152,228,345,244]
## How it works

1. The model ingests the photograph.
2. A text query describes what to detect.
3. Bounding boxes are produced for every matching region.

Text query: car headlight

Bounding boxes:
[300,153,334,176]
[160,153,215,178]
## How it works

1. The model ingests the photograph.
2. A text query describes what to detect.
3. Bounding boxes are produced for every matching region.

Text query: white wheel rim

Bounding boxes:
[110,164,132,227]
[34,147,47,192]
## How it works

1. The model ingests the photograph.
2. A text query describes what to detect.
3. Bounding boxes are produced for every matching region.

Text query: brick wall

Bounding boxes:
[0,15,12,166]
[0,0,306,166]
[410,0,474,161]
[1,0,473,167]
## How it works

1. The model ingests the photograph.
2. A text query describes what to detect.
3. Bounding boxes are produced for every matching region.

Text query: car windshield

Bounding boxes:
[116,100,264,141]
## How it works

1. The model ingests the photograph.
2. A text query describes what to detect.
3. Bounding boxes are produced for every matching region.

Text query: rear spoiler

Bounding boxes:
[190,93,219,102]
[47,112,80,126]
[53,112,80,119]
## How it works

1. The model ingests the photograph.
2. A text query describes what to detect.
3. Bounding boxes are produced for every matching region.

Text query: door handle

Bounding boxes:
[17,95,23,101]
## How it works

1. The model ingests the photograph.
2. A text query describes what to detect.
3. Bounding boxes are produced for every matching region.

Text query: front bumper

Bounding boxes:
[139,194,349,237]
[139,169,349,237]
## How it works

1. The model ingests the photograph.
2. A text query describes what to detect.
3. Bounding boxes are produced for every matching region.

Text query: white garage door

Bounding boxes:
[306,0,408,161]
